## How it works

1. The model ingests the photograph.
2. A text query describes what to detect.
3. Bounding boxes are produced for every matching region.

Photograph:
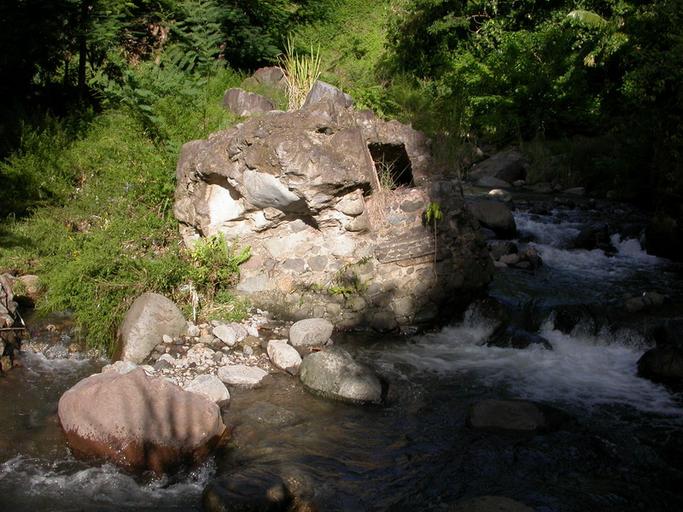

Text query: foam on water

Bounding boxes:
[369,319,682,417]
[0,455,213,510]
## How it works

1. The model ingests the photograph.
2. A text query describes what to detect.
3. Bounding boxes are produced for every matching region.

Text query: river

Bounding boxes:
[1,196,682,511]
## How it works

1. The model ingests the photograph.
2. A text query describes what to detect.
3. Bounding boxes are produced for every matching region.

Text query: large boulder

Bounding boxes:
[115,292,186,364]
[223,88,275,117]
[467,200,517,239]
[638,347,683,388]
[468,148,527,184]
[174,98,493,330]
[299,347,383,404]
[57,368,228,474]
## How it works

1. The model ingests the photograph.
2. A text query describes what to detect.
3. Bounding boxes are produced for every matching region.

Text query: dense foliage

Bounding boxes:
[386,0,683,205]
[1,0,682,351]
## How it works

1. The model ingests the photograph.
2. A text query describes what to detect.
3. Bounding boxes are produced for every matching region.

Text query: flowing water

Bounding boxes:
[2,198,682,511]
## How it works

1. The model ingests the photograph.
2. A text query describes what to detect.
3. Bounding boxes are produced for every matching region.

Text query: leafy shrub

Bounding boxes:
[188,234,251,302]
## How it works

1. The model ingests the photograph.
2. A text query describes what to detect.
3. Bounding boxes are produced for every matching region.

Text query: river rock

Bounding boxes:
[448,496,534,512]
[17,274,40,300]
[477,176,511,189]
[115,292,186,364]
[57,368,227,474]
[467,399,565,433]
[487,327,552,350]
[218,364,268,388]
[467,200,517,239]
[488,188,512,202]
[223,88,275,117]
[468,148,527,184]
[203,465,317,512]
[184,374,230,404]
[488,241,518,260]
[213,324,238,347]
[289,318,334,348]
[637,347,683,388]
[299,347,383,404]
[174,93,493,330]
[267,340,302,375]
[572,223,614,253]
[302,80,353,109]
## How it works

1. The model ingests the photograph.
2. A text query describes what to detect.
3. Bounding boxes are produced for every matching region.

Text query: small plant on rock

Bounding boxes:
[187,233,251,302]
[424,201,443,271]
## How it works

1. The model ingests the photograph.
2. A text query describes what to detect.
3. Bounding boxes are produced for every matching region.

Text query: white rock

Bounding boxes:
[230,323,249,342]
[187,323,201,337]
[213,324,237,346]
[162,334,173,344]
[246,324,259,338]
[140,365,156,375]
[289,318,334,348]
[267,340,302,375]
[184,374,230,404]
[157,353,176,366]
[102,360,138,374]
[218,364,268,388]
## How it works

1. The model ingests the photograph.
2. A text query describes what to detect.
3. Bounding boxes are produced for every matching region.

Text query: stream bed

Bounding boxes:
[1,196,682,511]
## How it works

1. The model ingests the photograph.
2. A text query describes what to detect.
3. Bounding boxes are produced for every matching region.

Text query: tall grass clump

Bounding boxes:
[278,36,322,110]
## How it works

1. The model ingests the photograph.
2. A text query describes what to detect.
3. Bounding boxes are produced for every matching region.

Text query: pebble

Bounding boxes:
[162,334,173,344]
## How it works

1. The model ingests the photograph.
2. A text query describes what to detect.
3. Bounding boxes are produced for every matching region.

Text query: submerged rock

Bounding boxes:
[467,399,568,433]
[58,368,227,474]
[203,465,316,512]
[448,496,534,512]
[487,327,552,350]
[299,347,383,405]
[115,292,186,364]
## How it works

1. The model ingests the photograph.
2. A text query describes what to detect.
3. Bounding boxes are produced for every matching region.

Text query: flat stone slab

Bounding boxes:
[218,364,268,388]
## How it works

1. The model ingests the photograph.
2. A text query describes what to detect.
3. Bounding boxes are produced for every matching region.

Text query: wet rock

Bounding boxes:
[267,340,302,375]
[488,188,512,202]
[302,80,353,109]
[468,148,527,184]
[203,466,293,512]
[487,327,552,350]
[467,399,567,433]
[637,347,683,389]
[299,347,383,404]
[488,240,519,260]
[448,496,534,512]
[241,402,298,427]
[184,374,230,404]
[58,368,227,474]
[572,223,614,253]
[223,88,275,117]
[218,364,269,388]
[289,318,333,348]
[564,186,585,196]
[466,298,510,335]
[477,176,511,189]
[467,200,516,239]
[646,211,683,261]
[115,293,186,364]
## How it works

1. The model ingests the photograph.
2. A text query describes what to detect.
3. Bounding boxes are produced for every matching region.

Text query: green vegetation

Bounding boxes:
[278,37,322,110]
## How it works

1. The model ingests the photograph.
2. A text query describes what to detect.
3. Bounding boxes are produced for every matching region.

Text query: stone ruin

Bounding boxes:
[174,81,493,331]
